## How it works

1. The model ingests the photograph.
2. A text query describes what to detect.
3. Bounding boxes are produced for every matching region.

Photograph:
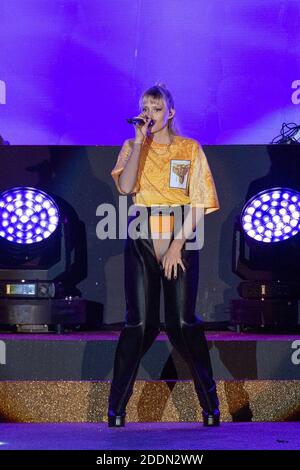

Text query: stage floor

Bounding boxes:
[1,329,299,381]
[0,330,299,424]
[1,330,300,341]
[0,422,299,450]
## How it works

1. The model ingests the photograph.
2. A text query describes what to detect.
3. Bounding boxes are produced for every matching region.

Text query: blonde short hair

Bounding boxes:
[139,83,178,135]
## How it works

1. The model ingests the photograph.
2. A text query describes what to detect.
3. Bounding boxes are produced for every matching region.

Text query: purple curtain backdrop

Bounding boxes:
[0,0,300,145]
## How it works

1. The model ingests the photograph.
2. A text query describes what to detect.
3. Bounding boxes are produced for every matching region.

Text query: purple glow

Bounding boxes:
[0,1,300,145]
[0,187,59,244]
[241,188,300,243]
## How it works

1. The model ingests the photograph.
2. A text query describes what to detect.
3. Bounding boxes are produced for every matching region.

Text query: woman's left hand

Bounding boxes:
[161,240,186,280]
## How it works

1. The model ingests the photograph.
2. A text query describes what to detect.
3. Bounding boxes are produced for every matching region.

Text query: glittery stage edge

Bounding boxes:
[0,381,299,423]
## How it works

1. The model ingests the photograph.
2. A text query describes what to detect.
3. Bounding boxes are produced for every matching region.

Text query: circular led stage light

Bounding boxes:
[241,188,300,243]
[0,187,60,244]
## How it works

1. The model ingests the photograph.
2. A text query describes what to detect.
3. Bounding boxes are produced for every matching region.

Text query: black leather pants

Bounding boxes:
[108,207,219,416]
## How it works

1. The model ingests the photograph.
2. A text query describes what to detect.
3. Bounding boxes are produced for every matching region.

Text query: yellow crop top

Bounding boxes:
[111,135,220,215]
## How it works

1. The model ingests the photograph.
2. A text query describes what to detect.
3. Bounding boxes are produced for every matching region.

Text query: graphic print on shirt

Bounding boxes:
[169,159,191,190]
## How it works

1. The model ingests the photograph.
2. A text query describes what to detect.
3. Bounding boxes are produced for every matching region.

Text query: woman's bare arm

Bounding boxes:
[118,142,143,194]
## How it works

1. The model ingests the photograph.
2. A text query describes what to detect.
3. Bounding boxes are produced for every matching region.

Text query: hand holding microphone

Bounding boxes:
[126,113,154,142]
[127,117,154,126]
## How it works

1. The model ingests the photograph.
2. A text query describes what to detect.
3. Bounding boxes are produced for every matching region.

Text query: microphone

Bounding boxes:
[127,117,154,127]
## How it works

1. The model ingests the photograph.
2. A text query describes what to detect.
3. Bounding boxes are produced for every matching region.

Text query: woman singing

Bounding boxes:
[108,83,220,427]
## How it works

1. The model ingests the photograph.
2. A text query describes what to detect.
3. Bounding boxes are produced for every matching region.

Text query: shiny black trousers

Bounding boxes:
[108,208,219,416]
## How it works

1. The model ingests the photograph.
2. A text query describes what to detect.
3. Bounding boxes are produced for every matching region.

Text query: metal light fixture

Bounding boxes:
[241,188,300,243]
[0,187,59,244]
[231,187,300,331]
[271,123,300,144]
[0,186,86,333]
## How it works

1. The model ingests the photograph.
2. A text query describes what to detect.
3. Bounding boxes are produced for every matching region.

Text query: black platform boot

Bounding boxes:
[107,321,160,428]
[202,409,220,427]
[164,317,221,427]
[108,411,126,427]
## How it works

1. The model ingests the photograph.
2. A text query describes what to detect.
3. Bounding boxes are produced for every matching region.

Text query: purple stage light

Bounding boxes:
[0,187,59,244]
[241,188,300,243]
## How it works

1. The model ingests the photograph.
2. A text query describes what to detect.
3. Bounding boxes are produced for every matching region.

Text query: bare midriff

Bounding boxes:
[149,214,174,262]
